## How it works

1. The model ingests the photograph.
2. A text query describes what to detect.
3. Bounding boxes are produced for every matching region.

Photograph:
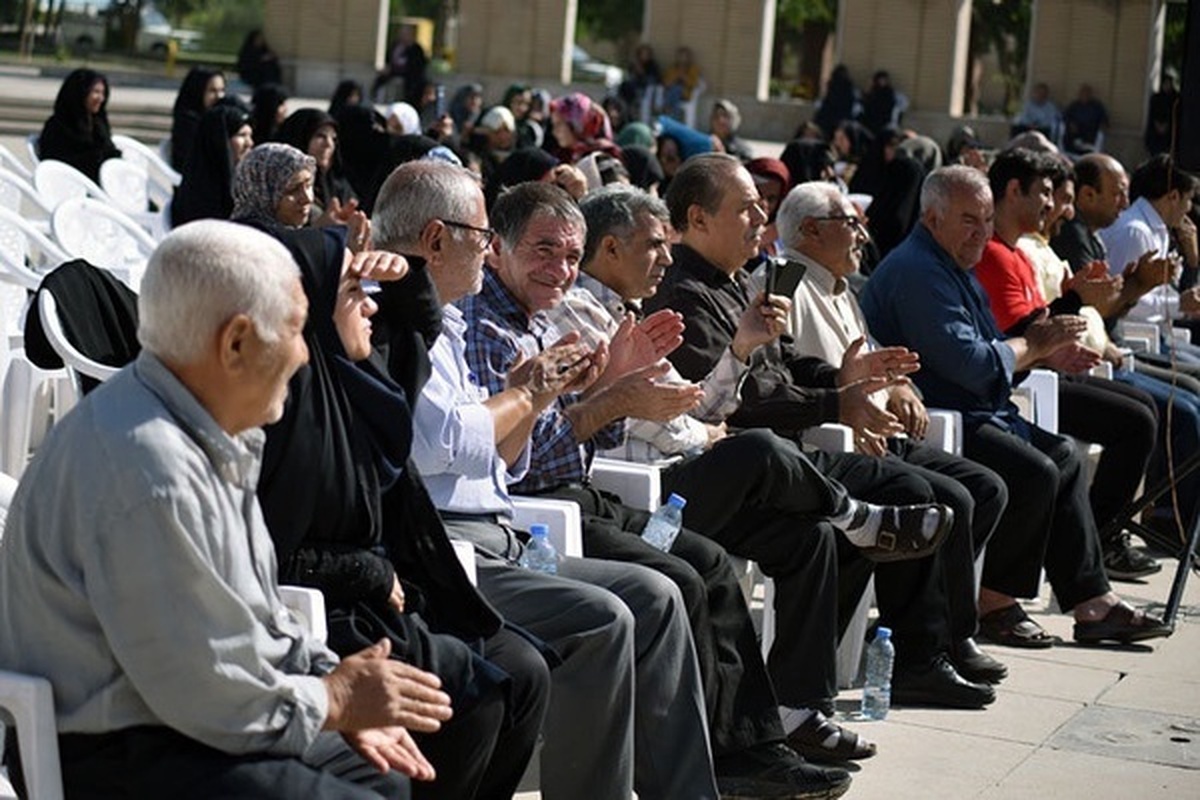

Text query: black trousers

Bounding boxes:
[1058,374,1158,537]
[537,483,784,758]
[660,429,844,710]
[964,421,1112,610]
[326,604,548,800]
[16,727,407,799]
[808,448,954,672]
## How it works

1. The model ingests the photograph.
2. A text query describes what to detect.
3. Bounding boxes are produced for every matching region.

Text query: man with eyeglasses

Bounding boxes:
[644,154,999,709]
[780,179,1012,688]
[372,161,719,800]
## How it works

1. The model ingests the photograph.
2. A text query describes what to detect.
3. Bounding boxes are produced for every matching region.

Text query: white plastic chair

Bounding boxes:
[33,160,113,211]
[112,134,181,197]
[0,206,71,293]
[0,169,52,235]
[37,291,121,399]
[99,160,166,240]
[510,496,584,558]
[51,198,156,291]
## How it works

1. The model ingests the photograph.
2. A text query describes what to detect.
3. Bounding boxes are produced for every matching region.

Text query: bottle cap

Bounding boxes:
[667,493,687,509]
[875,626,892,641]
[529,523,549,538]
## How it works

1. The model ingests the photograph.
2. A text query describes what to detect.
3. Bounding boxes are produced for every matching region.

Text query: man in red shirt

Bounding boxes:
[974,148,1160,580]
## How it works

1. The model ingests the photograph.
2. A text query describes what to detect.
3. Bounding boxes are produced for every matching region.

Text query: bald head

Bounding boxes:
[1073,154,1128,231]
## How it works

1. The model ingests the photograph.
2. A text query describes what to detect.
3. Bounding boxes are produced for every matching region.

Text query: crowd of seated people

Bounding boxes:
[3,54,1197,800]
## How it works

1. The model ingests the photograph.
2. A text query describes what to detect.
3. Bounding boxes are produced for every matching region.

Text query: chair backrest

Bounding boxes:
[51,198,155,289]
[0,166,54,224]
[37,291,120,398]
[99,159,150,216]
[0,206,70,291]
[33,160,110,211]
[112,134,182,187]
[0,143,33,182]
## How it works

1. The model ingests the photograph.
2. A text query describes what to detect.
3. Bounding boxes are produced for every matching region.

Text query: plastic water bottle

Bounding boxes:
[861,626,895,720]
[641,494,687,552]
[519,523,558,575]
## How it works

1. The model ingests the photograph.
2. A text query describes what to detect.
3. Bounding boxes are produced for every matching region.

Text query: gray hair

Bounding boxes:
[664,152,742,232]
[776,181,843,250]
[491,181,585,252]
[920,165,991,218]
[372,161,482,251]
[579,185,669,266]
[138,220,300,364]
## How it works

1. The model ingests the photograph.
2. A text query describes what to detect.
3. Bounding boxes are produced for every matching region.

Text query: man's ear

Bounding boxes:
[1006,178,1022,203]
[420,218,445,256]
[686,203,707,234]
[601,232,621,261]
[217,314,256,373]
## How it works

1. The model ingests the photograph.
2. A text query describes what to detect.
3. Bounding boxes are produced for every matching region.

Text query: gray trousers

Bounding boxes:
[442,515,717,800]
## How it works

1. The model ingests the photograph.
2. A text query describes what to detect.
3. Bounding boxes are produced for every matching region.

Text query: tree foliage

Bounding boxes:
[576,0,644,43]
[969,0,1032,114]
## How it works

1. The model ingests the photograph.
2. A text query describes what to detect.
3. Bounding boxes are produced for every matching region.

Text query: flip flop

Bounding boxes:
[978,603,1056,649]
[785,711,876,763]
[1074,602,1173,644]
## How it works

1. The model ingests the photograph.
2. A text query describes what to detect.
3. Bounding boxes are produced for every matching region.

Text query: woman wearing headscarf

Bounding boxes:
[333,103,391,208]
[236,29,282,89]
[866,151,927,263]
[250,82,289,144]
[170,67,225,172]
[37,67,121,182]
[328,79,364,118]
[276,109,357,213]
[709,99,753,162]
[745,157,791,256]
[171,104,253,228]
[483,146,558,210]
[620,145,664,195]
[813,64,859,139]
[547,92,620,164]
[230,167,549,796]
[448,83,484,138]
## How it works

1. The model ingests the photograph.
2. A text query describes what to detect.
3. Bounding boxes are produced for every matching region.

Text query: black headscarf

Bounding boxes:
[813,65,857,139]
[329,79,364,118]
[170,67,222,171]
[866,153,927,261]
[275,108,356,209]
[780,137,835,185]
[486,146,558,209]
[37,68,120,182]
[171,104,249,228]
[333,104,391,208]
[254,222,499,639]
[620,145,664,192]
[250,82,288,144]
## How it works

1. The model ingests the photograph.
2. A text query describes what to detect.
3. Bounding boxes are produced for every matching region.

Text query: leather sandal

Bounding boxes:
[857,503,954,563]
[978,603,1056,649]
[1073,602,1172,644]
[785,711,876,763]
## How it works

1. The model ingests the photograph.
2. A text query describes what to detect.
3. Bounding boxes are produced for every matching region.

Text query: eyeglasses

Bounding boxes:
[440,219,497,249]
[810,214,866,231]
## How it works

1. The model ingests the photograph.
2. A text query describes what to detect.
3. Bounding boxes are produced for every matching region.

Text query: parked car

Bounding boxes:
[60,1,202,57]
[572,45,623,89]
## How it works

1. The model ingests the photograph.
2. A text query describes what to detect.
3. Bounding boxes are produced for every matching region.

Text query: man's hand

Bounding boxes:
[705,422,728,448]
[387,575,406,614]
[1176,214,1198,269]
[322,639,453,733]
[344,727,436,781]
[1066,261,1122,313]
[731,292,789,362]
[550,164,588,199]
[1024,310,1086,360]
[347,250,409,283]
[1122,250,1176,297]
[605,362,704,421]
[886,380,929,439]
[838,376,905,444]
[1181,286,1200,317]
[1041,342,1103,374]
[1102,340,1127,369]
[318,198,372,252]
[506,335,598,403]
[604,310,684,382]
[837,336,920,386]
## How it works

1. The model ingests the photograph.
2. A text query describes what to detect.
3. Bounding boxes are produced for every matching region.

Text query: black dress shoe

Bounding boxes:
[892,654,996,709]
[716,742,852,799]
[951,637,1009,684]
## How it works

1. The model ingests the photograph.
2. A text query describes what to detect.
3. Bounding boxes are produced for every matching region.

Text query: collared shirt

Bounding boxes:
[1018,233,1110,354]
[1049,217,1107,273]
[860,223,1028,436]
[0,352,335,756]
[545,272,739,463]
[1097,196,1179,323]
[411,302,527,519]
[457,268,624,494]
[644,243,841,435]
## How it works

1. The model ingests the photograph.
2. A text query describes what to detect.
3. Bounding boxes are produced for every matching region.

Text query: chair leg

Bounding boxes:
[0,675,65,800]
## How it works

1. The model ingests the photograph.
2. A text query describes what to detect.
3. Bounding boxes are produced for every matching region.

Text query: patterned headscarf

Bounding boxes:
[550,92,613,143]
[231,143,316,227]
